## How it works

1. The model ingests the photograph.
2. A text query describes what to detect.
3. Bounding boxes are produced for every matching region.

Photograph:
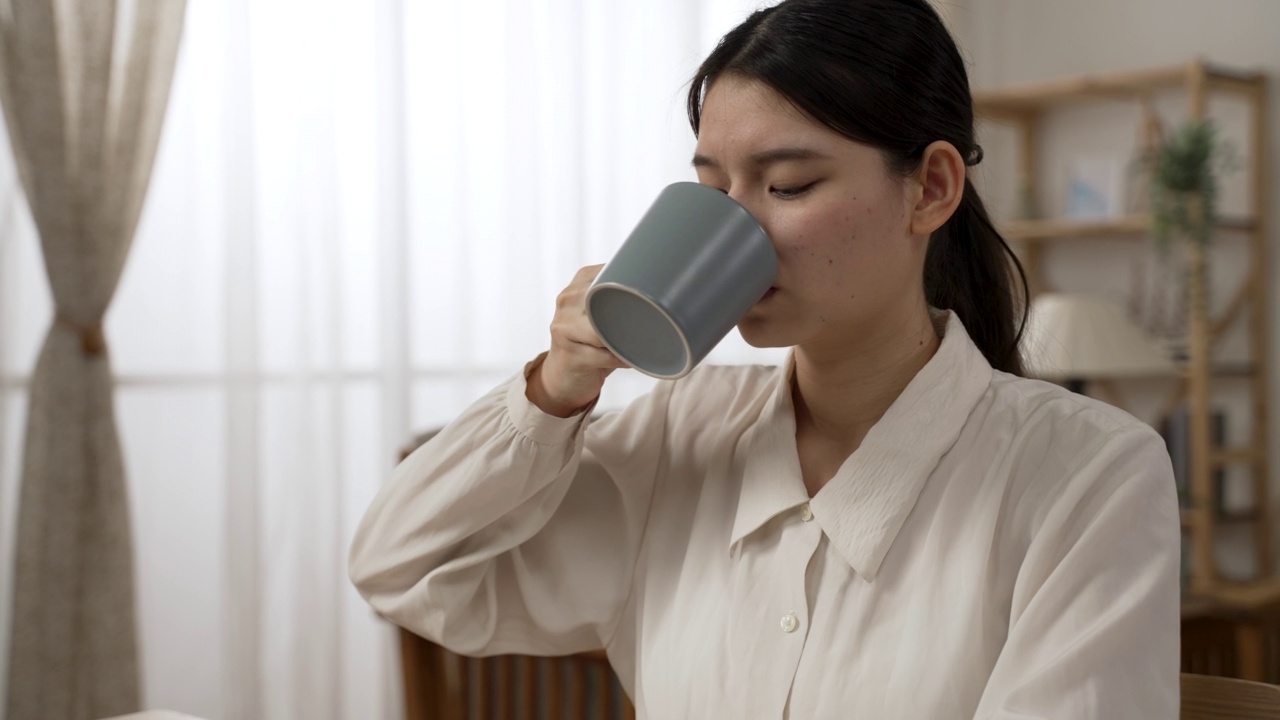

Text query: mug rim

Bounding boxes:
[585,281,695,380]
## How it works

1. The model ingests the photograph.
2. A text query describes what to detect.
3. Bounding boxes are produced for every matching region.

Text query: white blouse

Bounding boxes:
[350,311,1181,719]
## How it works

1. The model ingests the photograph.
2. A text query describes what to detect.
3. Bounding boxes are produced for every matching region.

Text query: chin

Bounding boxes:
[736,319,794,349]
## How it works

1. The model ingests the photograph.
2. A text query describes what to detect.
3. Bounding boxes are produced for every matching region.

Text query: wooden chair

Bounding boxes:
[1182,585,1280,682]
[1182,672,1280,719]
[400,627,634,720]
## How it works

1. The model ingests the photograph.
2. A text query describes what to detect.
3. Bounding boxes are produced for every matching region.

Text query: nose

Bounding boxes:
[726,188,771,239]
[727,188,763,222]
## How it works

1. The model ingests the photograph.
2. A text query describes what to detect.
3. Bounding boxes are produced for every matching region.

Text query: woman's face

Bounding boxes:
[693,76,930,354]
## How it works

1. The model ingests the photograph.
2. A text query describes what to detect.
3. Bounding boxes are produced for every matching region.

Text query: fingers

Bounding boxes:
[556,265,604,315]
[571,263,606,285]
[551,312,628,367]
[529,264,628,415]
[572,342,630,371]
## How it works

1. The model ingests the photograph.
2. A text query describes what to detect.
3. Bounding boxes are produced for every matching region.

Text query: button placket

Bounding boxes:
[774,508,824,718]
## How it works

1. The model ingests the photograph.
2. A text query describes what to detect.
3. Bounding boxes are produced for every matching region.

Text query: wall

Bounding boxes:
[958,0,1280,578]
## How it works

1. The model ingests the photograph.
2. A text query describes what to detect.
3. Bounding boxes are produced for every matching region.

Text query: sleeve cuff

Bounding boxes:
[505,352,597,446]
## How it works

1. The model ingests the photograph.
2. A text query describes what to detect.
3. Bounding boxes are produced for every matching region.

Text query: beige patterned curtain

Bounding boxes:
[0,1,186,718]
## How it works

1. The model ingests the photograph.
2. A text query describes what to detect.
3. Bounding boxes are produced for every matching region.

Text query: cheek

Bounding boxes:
[770,196,884,269]
[765,190,916,307]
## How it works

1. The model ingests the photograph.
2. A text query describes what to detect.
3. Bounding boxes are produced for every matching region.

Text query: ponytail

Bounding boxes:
[924,178,1029,376]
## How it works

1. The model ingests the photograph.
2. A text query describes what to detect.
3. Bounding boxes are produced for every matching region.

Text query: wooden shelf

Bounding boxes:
[1187,362,1257,379]
[1000,215,1256,242]
[974,61,1265,118]
[985,59,1271,593]
[1212,447,1261,467]
[1201,577,1280,610]
[1181,508,1260,530]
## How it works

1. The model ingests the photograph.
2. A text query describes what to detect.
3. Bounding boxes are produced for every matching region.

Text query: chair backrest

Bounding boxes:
[1182,672,1280,719]
[400,627,634,720]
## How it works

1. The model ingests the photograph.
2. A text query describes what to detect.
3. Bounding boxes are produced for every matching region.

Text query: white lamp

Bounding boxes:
[1022,293,1176,392]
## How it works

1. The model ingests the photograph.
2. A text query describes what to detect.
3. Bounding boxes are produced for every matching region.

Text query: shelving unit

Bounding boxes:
[973,58,1271,597]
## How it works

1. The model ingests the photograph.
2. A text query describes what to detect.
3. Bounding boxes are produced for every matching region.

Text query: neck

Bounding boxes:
[791,301,941,463]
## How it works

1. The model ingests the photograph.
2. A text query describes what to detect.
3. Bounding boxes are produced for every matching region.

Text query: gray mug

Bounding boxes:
[586,182,778,379]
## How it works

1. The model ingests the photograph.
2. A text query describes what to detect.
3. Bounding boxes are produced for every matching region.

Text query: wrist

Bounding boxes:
[525,361,588,418]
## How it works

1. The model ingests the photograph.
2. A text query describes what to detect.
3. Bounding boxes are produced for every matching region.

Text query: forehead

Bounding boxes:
[695,76,839,155]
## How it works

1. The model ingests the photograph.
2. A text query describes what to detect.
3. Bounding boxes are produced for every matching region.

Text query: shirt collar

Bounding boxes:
[728,352,810,550]
[729,311,994,581]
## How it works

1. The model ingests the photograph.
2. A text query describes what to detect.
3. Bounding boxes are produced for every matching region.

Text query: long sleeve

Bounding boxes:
[349,356,672,658]
[973,426,1182,720]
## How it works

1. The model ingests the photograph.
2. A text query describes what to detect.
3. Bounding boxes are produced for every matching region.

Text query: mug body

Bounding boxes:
[586,182,777,379]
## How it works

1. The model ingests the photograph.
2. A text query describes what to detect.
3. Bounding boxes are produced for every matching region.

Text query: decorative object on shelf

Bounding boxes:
[1161,407,1228,514]
[1146,119,1237,251]
[1065,156,1126,220]
[1137,120,1237,360]
[1022,293,1176,393]
[1130,239,1192,361]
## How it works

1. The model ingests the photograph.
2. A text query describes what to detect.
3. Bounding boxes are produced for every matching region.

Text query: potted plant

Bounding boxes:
[1136,119,1236,360]
[1148,120,1235,251]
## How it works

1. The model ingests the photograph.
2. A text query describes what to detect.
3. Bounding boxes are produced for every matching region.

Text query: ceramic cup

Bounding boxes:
[585,182,777,379]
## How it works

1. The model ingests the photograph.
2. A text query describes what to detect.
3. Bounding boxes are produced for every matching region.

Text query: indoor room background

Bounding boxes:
[1,0,1278,718]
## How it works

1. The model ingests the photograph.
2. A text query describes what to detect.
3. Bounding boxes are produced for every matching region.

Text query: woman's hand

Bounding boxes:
[526,264,629,417]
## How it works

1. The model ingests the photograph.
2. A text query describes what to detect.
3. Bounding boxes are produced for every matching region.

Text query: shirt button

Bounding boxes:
[781,613,799,633]
[799,503,813,522]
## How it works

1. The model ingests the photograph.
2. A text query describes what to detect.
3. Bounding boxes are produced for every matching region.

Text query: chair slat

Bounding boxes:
[496,656,513,719]
[546,658,562,720]
[596,663,611,720]
[568,657,587,720]
[472,658,488,720]
[520,657,536,720]
[441,650,465,720]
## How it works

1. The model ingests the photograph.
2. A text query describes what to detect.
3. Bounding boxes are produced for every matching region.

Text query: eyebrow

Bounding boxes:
[691,147,829,170]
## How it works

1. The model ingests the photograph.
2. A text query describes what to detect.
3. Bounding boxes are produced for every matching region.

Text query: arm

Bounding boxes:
[974,427,1181,720]
[348,355,670,657]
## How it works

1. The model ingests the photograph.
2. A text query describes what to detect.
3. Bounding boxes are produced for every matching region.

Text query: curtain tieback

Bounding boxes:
[55,311,108,356]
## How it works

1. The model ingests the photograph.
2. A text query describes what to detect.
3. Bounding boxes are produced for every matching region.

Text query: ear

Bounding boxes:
[908,141,966,236]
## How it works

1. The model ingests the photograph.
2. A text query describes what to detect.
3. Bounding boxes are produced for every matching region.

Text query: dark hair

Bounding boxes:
[687,0,1028,375]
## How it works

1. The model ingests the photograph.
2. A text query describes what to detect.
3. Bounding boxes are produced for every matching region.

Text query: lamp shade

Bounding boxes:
[1022,293,1176,380]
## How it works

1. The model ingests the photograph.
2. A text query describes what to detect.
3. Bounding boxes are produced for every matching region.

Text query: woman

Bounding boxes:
[350,0,1180,717]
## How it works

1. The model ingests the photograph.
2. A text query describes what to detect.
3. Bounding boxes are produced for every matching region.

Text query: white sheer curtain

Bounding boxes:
[0,0,779,717]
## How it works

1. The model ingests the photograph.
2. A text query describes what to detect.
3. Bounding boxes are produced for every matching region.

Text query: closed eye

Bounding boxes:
[770,182,817,199]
